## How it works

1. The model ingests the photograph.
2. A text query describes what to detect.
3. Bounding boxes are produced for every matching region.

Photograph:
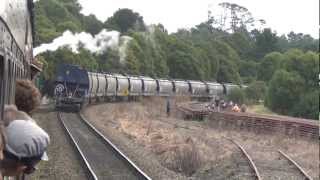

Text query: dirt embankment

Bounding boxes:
[84,97,319,180]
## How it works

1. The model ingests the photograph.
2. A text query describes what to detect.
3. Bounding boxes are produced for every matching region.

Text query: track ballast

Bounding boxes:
[58,112,151,180]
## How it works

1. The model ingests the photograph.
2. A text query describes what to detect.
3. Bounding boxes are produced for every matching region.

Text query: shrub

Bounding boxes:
[173,144,202,176]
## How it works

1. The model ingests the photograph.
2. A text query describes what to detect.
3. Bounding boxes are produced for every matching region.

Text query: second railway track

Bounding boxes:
[58,112,151,180]
[231,140,312,180]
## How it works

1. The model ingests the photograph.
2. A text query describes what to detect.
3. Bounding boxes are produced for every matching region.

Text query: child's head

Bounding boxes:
[15,80,41,115]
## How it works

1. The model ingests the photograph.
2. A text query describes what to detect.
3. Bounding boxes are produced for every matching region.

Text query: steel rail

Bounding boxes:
[57,112,98,180]
[225,138,262,180]
[78,113,152,180]
[278,150,313,180]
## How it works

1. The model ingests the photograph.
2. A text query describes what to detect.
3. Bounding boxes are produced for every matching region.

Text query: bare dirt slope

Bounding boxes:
[84,98,319,180]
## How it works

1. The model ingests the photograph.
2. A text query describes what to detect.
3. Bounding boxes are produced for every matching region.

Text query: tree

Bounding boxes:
[227,87,246,104]
[283,49,319,88]
[34,0,99,45]
[257,52,284,82]
[287,32,319,52]
[104,8,146,34]
[238,60,258,83]
[97,48,123,73]
[292,91,319,120]
[82,14,103,35]
[252,28,278,60]
[245,81,266,103]
[125,39,142,74]
[208,2,262,33]
[225,32,253,59]
[265,70,305,114]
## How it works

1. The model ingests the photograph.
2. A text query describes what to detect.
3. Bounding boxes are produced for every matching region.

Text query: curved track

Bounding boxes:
[278,150,313,180]
[232,142,311,180]
[225,138,261,180]
[58,112,151,180]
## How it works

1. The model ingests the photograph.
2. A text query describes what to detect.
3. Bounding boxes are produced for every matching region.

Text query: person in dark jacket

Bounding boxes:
[214,97,220,112]
[166,98,170,117]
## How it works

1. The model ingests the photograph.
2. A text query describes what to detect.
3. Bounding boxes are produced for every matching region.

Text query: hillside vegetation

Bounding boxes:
[34,0,319,119]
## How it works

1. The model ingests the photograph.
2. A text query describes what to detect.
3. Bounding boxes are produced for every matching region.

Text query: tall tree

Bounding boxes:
[252,28,278,60]
[208,2,265,33]
[257,52,284,82]
[104,8,146,34]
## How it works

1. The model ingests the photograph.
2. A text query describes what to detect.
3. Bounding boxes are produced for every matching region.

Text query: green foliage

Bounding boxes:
[97,48,123,73]
[265,70,305,115]
[263,50,319,119]
[285,32,319,52]
[238,60,258,83]
[283,49,319,88]
[82,15,104,35]
[125,39,142,74]
[104,8,146,34]
[227,87,246,104]
[257,52,284,82]
[225,32,253,59]
[292,91,319,119]
[245,81,266,103]
[34,0,103,45]
[166,37,204,80]
[251,28,278,60]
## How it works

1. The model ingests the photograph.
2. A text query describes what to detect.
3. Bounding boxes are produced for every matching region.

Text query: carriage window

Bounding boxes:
[11,63,16,103]
[7,60,12,104]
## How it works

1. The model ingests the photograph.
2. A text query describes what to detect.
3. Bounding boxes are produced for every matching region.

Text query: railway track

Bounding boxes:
[152,115,315,179]
[225,138,261,180]
[229,140,312,180]
[58,112,151,180]
[224,139,313,180]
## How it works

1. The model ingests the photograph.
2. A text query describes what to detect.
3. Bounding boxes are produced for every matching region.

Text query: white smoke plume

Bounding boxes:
[33,29,128,56]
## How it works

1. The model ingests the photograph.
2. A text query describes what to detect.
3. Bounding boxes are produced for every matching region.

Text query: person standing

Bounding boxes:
[166,98,171,117]
[215,97,220,112]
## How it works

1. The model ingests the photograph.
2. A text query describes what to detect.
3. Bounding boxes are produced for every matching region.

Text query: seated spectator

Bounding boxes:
[15,80,41,116]
[1,120,50,176]
[232,104,240,112]
[240,104,247,112]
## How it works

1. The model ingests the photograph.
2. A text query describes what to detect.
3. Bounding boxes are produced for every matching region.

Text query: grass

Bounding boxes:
[247,104,278,116]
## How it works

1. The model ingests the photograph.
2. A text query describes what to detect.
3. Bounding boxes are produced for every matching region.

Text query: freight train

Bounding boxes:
[54,64,244,110]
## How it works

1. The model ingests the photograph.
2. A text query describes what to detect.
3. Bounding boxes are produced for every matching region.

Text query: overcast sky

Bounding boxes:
[78,0,319,38]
